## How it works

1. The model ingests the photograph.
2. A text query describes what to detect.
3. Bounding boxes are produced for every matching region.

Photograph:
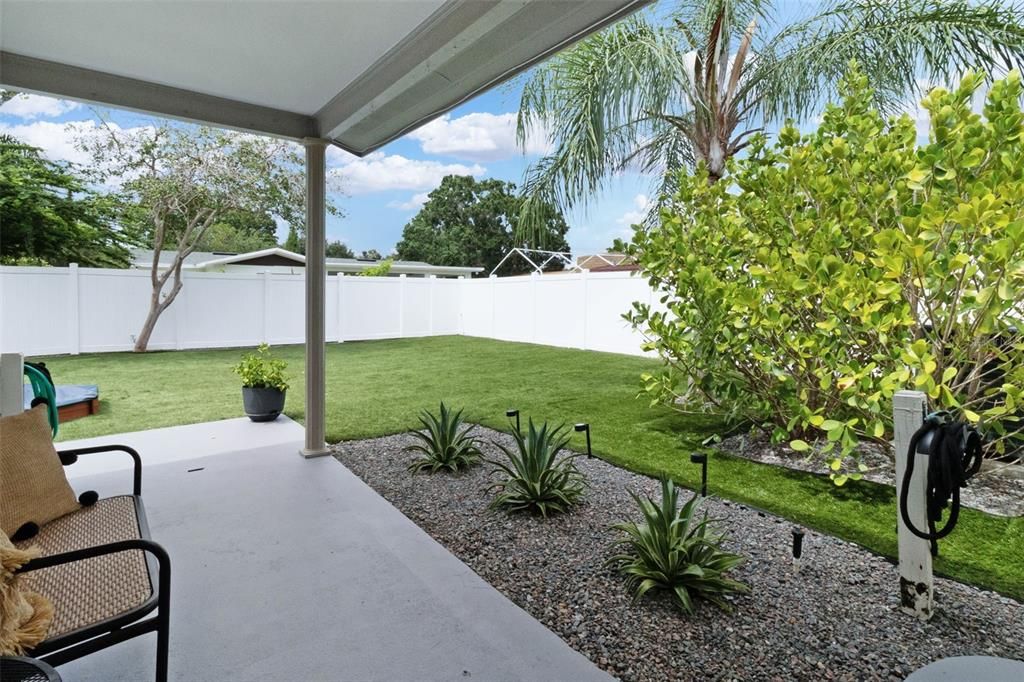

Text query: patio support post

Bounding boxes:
[302,138,330,458]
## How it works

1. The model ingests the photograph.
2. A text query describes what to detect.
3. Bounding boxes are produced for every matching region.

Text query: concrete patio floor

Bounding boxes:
[56,418,610,681]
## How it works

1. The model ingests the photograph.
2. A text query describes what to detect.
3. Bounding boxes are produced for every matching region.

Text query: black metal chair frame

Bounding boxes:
[16,445,170,682]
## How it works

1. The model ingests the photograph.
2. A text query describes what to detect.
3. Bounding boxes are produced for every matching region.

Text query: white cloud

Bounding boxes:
[388,192,431,211]
[0,93,79,120]
[0,119,96,164]
[616,193,651,226]
[330,151,485,194]
[407,112,551,161]
[0,118,159,191]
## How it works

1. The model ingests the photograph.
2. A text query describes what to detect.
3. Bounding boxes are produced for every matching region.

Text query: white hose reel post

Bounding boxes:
[893,390,933,621]
[0,353,25,417]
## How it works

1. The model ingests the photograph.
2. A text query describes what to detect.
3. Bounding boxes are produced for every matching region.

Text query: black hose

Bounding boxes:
[899,414,983,556]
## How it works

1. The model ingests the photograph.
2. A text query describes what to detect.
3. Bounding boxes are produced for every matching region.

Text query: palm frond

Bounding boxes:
[756,0,1024,121]
[515,14,694,243]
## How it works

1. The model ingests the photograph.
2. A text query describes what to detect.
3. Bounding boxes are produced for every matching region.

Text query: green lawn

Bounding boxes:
[37,336,1023,600]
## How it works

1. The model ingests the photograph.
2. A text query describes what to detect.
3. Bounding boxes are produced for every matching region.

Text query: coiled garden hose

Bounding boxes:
[24,363,58,437]
[899,412,982,556]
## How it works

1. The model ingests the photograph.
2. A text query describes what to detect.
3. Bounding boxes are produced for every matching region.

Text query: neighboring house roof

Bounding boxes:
[130,248,483,277]
[576,253,634,270]
[588,263,640,273]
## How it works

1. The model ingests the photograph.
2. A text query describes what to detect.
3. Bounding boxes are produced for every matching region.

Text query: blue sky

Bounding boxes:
[0,74,651,257]
[1,1,939,259]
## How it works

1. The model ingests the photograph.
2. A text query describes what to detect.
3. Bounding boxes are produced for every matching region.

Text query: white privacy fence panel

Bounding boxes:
[431,278,462,335]
[0,266,654,357]
[341,276,401,341]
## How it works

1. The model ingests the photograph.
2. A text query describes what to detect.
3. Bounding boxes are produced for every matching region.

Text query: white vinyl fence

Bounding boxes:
[0,265,657,357]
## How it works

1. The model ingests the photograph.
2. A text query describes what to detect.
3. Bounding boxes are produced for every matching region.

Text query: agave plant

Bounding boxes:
[405,402,481,474]
[609,479,749,614]
[487,419,587,516]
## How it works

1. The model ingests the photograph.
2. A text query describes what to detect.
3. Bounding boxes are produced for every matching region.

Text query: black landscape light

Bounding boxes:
[792,526,806,567]
[574,423,592,457]
[690,452,708,496]
[506,409,520,433]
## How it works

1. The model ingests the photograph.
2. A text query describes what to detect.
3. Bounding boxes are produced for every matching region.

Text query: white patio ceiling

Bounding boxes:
[0,0,650,155]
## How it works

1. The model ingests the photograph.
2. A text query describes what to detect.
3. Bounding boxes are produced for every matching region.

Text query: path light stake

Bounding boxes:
[792,526,806,573]
[574,423,592,458]
[505,409,520,433]
[690,453,708,496]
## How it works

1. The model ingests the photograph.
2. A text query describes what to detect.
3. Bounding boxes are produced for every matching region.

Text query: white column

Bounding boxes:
[893,390,933,620]
[302,138,329,458]
[68,263,80,355]
[0,353,24,417]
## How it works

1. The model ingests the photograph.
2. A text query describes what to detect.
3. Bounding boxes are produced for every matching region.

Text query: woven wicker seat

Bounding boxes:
[16,496,152,639]
[13,444,170,682]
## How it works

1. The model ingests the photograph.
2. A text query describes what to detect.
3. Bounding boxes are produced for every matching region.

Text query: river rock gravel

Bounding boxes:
[332,426,1023,682]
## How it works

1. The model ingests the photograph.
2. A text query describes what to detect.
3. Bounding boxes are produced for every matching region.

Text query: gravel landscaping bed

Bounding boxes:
[718,431,1024,517]
[333,426,1023,682]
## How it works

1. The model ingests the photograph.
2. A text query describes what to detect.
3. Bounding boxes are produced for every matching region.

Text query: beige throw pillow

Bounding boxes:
[0,405,80,539]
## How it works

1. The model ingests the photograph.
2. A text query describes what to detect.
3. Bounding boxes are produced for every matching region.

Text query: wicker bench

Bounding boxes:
[14,445,170,682]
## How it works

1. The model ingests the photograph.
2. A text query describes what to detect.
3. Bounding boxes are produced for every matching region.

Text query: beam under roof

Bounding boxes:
[0,52,319,141]
[0,0,651,154]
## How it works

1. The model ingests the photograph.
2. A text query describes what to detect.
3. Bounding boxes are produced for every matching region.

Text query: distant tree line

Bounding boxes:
[395,175,569,275]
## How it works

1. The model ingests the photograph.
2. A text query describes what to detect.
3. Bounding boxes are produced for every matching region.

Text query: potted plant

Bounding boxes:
[234,344,289,422]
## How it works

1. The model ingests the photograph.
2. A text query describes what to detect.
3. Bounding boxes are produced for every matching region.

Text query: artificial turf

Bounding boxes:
[36,335,1024,600]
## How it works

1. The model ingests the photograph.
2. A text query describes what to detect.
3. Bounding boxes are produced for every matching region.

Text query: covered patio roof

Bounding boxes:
[1,0,649,155]
[0,0,650,457]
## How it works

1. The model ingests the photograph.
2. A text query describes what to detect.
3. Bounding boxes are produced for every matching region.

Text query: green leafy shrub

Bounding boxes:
[359,258,393,277]
[233,343,289,391]
[626,65,1024,481]
[406,402,481,474]
[487,419,587,516]
[609,479,749,614]
[0,255,50,266]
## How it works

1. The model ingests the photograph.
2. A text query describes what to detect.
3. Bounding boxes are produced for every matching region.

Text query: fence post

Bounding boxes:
[398,274,407,338]
[336,273,345,343]
[580,269,590,350]
[489,274,497,338]
[262,271,272,345]
[428,275,436,336]
[174,271,187,351]
[458,276,466,335]
[531,272,540,343]
[893,390,933,621]
[0,353,24,417]
[68,263,80,355]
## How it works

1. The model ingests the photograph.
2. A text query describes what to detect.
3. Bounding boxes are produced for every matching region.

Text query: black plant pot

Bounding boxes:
[242,387,286,422]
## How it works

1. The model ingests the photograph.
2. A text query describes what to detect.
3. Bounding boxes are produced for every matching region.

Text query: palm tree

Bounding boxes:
[515,0,1024,241]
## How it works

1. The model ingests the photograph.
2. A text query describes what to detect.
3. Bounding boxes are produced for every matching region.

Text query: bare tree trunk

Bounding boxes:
[134,207,215,351]
[134,272,184,352]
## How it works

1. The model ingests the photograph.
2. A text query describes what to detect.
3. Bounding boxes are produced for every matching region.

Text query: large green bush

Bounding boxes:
[627,66,1024,482]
